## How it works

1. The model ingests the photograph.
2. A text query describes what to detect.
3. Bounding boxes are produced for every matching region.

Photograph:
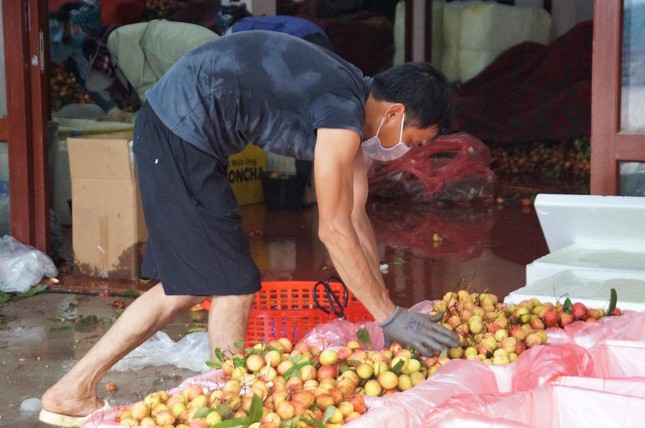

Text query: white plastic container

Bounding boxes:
[505,193,645,310]
[505,268,645,311]
[526,193,645,284]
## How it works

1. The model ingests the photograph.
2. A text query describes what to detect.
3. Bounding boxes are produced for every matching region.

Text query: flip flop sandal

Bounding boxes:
[39,400,111,427]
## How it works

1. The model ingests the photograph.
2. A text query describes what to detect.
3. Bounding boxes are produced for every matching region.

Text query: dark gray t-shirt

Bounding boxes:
[145,30,371,163]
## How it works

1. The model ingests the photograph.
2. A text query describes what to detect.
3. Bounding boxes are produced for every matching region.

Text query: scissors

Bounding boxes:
[313,275,349,320]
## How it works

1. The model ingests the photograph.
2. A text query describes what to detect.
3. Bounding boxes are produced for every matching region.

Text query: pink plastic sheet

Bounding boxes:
[302,302,645,427]
[424,380,645,428]
[82,302,645,428]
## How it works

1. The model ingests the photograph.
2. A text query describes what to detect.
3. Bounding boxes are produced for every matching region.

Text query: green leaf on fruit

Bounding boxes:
[232,356,245,367]
[348,359,363,367]
[216,403,233,419]
[205,360,222,369]
[339,364,352,373]
[563,297,573,314]
[284,360,314,380]
[192,407,212,419]
[607,288,618,315]
[207,348,226,368]
[215,348,226,363]
[234,341,245,349]
[281,416,301,428]
[440,348,448,358]
[357,327,372,347]
[390,359,404,375]
[248,394,263,422]
[417,357,429,369]
[211,417,251,428]
[246,347,263,356]
[322,406,338,424]
[290,354,303,363]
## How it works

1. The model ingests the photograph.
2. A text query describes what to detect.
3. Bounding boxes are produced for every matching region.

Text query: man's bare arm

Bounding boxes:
[313,128,395,323]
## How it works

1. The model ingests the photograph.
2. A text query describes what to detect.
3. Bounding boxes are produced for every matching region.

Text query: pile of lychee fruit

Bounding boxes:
[490,138,591,182]
[114,291,621,427]
[432,290,621,366]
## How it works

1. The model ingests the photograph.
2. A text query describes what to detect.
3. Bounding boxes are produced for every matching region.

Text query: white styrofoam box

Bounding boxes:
[526,242,645,284]
[505,269,645,311]
[527,194,645,285]
[535,193,645,253]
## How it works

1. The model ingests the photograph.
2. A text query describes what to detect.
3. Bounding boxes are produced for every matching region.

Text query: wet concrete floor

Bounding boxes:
[0,194,551,427]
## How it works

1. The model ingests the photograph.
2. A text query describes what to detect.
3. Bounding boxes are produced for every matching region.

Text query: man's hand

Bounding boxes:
[379,307,460,356]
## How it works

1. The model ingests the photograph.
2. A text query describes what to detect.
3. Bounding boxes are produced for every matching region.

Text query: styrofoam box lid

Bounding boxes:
[534,193,645,252]
[526,242,645,284]
[505,269,645,311]
[534,242,645,269]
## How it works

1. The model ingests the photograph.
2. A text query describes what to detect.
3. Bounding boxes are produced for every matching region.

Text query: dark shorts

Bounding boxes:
[132,102,261,296]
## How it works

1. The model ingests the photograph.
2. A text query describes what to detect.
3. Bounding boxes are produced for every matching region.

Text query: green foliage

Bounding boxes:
[357,327,372,347]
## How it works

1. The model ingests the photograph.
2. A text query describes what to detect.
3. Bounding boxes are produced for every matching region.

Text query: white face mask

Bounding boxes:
[362,113,410,161]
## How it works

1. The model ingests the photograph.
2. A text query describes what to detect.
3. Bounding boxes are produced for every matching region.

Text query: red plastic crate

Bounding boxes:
[201,281,373,344]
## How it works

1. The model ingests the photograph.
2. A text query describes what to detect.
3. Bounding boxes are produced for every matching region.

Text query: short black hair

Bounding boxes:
[370,62,453,132]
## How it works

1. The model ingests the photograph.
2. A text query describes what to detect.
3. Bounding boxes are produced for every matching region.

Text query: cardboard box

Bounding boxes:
[68,131,147,280]
[68,136,266,279]
[228,145,266,205]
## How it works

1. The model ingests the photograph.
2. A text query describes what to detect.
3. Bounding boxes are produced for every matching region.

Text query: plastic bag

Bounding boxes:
[366,132,498,203]
[0,235,58,293]
[111,331,211,373]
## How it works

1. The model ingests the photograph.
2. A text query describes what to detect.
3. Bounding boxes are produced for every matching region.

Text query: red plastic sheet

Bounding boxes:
[366,132,498,204]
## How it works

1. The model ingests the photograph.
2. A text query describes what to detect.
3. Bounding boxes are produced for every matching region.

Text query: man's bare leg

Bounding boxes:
[40,283,202,418]
[208,294,255,358]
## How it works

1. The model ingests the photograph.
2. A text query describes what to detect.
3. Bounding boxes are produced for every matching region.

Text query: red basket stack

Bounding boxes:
[201,281,373,344]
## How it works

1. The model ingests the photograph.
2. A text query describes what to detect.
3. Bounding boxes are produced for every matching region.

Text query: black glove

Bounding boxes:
[379,307,460,356]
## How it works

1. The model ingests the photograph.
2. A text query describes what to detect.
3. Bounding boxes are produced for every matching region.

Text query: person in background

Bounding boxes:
[228,14,334,51]
[217,1,333,51]
[69,0,142,114]
[49,1,128,121]
[55,0,219,117]
[106,19,219,103]
[39,31,458,427]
